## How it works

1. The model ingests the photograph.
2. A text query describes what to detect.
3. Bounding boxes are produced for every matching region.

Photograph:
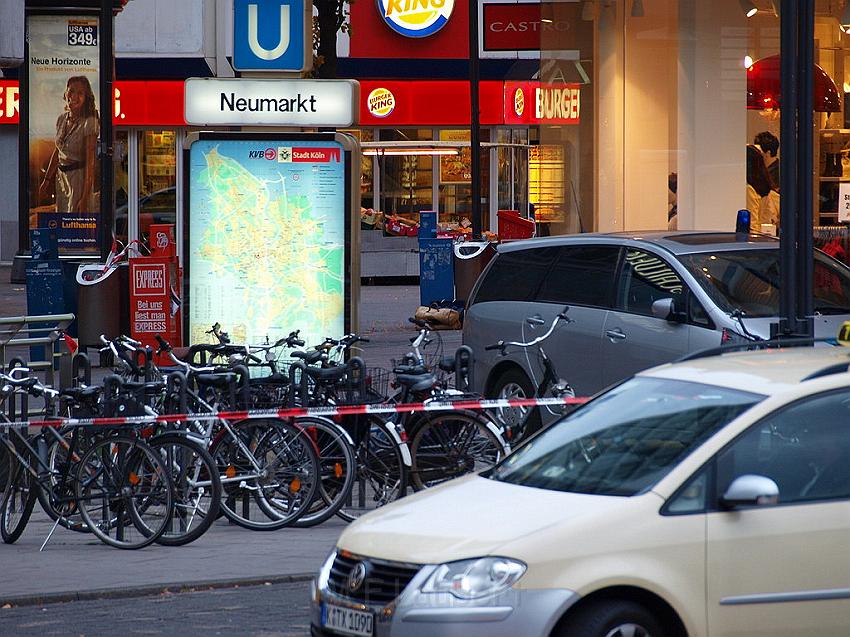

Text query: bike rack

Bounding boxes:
[0,313,75,390]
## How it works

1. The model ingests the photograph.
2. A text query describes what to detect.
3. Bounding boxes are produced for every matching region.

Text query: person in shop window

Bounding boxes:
[754,131,780,192]
[746,144,779,233]
[38,76,100,214]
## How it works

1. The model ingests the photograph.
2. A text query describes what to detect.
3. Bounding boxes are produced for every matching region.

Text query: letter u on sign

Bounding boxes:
[233,0,310,72]
[248,4,290,60]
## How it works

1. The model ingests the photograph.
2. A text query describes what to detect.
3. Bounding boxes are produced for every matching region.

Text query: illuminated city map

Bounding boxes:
[188,139,346,350]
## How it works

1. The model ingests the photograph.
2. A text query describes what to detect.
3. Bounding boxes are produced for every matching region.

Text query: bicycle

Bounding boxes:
[152,336,322,531]
[380,318,509,491]
[0,370,176,550]
[485,305,576,445]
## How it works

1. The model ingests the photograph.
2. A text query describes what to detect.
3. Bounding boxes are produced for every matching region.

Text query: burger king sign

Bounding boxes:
[378,0,455,38]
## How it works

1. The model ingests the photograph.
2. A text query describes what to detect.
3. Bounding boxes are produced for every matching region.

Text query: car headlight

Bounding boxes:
[420,557,526,600]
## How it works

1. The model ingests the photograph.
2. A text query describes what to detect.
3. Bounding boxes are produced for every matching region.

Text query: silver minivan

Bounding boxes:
[464,231,850,407]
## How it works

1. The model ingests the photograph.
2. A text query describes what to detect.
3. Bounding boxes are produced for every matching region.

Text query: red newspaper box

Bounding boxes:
[148,224,176,258]
[497,210,535,240]
[129,255,182,364]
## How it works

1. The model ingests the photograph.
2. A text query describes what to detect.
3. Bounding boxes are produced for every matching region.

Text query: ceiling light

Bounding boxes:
[631,0,644,17]
[740,0,758,18]
[362,149,460,156]
[541,18,553,23]
[744,55,754,68]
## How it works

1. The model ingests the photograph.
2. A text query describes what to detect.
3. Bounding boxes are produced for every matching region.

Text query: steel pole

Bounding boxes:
[469,0,482,239]
[98,0,114,260]
[796,0,814,337]
[776,0,799,338]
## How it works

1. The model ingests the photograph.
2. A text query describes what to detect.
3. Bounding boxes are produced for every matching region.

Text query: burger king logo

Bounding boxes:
[377,0,454,38]
[368,88,396,118]
[513,88,525,117]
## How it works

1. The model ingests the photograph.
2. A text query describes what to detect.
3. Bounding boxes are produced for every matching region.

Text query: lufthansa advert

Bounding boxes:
[27,14,100,255]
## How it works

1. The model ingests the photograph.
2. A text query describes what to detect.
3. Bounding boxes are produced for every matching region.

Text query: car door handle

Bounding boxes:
[606,328,627,342]
[526,315,545,326]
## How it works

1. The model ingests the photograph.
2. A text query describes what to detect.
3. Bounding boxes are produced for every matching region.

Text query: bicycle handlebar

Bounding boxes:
[485,307,572,354]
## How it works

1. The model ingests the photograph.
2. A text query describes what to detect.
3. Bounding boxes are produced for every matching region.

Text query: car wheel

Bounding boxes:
[555,600,667,637]
[489,367,541,436]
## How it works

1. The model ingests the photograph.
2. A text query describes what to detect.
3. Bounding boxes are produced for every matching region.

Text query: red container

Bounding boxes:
[497,210,535,240]
[149,224,176,258]
[129,256,182,365]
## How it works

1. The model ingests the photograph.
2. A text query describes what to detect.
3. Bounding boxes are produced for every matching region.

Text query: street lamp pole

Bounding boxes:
[98,0,114,260]
[469,0,482,239]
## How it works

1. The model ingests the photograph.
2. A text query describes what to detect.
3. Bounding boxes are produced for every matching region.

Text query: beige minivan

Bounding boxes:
[312,345,850,637]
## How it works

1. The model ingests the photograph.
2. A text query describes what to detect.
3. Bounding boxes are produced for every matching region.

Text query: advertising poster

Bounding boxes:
[27,15,100,255]
[188,138,347,348]
[439,129,471,184]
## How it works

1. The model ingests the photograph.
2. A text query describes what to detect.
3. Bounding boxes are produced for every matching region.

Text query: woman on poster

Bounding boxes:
[39,76,99,213]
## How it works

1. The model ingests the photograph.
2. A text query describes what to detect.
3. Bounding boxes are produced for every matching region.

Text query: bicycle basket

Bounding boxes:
[333,365,389,405]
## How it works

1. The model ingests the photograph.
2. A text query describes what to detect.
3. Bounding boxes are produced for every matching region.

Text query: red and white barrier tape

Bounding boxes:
[0,395,589,430]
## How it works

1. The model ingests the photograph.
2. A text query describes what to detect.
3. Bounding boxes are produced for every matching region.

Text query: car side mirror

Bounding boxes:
[651,298,686,323]
[720,474,779,509]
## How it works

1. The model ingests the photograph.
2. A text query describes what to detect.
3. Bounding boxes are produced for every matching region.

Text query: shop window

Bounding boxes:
[114,130,129,245]
[437,129,490,230]
[529,144,567,225]
[496,128,529,217]
[138,130,176,245]
[378,129,433,224]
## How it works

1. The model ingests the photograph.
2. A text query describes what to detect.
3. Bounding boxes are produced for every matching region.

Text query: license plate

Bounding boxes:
[321,603,374,636]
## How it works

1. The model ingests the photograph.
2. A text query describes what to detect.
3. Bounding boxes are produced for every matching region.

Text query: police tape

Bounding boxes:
[0,395,590,430]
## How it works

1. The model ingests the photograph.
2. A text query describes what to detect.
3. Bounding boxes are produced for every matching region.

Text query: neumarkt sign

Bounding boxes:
[184,78,359,127]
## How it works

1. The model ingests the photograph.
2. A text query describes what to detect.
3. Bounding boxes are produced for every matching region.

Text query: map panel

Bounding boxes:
[188,139,346,350]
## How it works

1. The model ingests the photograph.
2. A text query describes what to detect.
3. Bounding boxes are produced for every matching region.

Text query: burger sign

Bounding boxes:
[378,0,455,38]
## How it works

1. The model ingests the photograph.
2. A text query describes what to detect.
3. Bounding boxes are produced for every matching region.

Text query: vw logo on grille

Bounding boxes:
[347,562,367,592]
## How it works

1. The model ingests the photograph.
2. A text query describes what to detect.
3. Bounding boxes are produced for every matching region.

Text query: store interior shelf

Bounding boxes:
[819,177,850,182]
[820,129,850,135]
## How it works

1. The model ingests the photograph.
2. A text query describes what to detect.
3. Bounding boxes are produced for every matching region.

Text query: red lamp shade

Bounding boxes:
[746,54,841,112]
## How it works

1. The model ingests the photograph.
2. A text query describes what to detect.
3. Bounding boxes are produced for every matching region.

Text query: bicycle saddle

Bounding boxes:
[249,373,290,385]
[60,386,101,401]
[303,365,347,382]
[393,364,429,375]
[395,372,437,392]
[292,350,324,364]
[194,373,237,389]
[119,380,166,392]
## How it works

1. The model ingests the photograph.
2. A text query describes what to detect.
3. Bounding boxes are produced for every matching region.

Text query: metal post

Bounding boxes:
[796,0,814,338]
[775,0,799,339]
[469,0,482,239]
[98,0,114,260]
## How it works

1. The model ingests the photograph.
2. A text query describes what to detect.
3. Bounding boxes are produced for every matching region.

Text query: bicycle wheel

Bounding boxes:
[147,433,221,546]
[337,416,408,523]
[210,418,319,531]
[288,417,355,528]
[408,411,507,491]
[37,428,94,534]
[1,458,37,544]
[75,435,174,549]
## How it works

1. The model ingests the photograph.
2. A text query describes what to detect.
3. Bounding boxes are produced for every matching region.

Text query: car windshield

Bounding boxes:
[678,249,850,317]
[487,378,762,496]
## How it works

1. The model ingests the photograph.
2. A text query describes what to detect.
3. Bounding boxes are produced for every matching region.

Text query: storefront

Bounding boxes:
[538,0,850,255]
[0,77,578,274]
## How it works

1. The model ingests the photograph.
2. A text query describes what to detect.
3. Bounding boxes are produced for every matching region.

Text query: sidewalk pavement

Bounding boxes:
[0,268,462,606]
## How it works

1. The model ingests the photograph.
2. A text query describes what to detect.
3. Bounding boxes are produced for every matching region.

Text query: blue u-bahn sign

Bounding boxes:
[233,0,312,72]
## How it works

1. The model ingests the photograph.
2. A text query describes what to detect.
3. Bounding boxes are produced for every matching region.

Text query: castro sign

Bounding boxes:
[378,0,454,38]
[184,78,359,127]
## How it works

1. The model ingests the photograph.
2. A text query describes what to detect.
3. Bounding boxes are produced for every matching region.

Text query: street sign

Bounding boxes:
[184,78,359,127]
[233,0,312,72]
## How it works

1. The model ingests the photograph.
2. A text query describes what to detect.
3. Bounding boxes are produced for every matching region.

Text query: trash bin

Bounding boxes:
[76,262,129,350]
[419,237,455,306]
[497,210,535,240]
[453,241,496,306]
